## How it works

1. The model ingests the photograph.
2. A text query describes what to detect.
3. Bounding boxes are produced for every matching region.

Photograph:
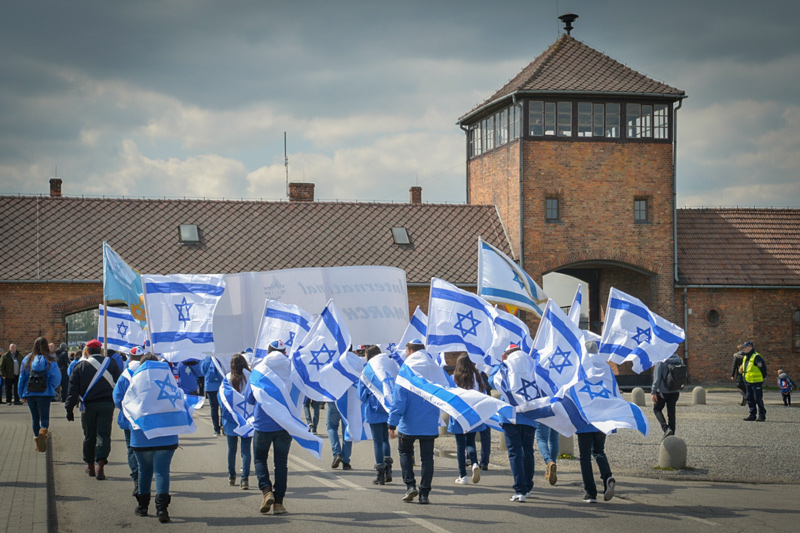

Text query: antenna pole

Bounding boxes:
[284,132,289,197]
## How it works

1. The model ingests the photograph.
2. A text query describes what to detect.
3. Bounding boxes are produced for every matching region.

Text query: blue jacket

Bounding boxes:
[221,373,251,437]
[67,358,79,377]
[200,356,223,392]
[112,361,141,431]
[387,382,439,437]
[19,356,62,398]
[176,361,202,394]
[245,384,282,432]
[357,379,388,425]
[121,363,180,449]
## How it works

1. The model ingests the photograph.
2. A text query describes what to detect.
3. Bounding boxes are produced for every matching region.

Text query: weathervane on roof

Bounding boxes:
[558,12,578,36]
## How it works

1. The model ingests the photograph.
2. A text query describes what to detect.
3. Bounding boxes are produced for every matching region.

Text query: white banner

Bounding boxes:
[212,266,409,354]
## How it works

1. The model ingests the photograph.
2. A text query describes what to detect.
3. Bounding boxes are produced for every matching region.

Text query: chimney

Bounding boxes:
[288,182,315,202]
[410,186,422,205]
[49,178,62,198]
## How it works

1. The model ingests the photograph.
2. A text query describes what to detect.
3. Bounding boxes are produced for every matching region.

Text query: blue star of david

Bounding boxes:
[454,310,481,338]
[632,327,652,344]
[516,378,537,401]
[579,379,612,400]
[382,375,396,391]
[511,271,525,290]
[236,398,252,419]
[550,346,574,375]
[175,297,193,324]
[116,321,129,336]
[155,374,183,408]
[285,331,296,347]
[309,343,336,371]
[386,342,397,353]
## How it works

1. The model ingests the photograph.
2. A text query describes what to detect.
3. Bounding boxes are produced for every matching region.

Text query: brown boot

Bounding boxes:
[34,436,40,452]
[259,489,275,513]
[86,463,96,477]
[37,428,49,453]
[96,459,106,480]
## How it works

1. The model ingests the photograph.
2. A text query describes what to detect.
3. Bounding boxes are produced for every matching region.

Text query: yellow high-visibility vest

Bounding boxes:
[742,352,764,383]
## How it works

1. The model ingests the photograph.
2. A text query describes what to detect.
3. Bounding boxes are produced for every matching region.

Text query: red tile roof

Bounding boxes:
[677,208,800,286]
[460,34,685,123]
[0,195,512,285]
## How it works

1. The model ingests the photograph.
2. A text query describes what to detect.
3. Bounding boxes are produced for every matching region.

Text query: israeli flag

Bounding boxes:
[250,354,323,459]
[396,351,514,433]
[143,274,226,362]
[121,360,197,439]
[568,285,583,327]
[336,363,372,443]
[103,242,147,326]
[185,394,205,410]
[212,357,254,437]
[532,300,585,397]
[426,278,496,371]
[97,305,146,351]
[254,300,312,361]
[599,288,686,373]
[564,350,650,437]
[361,352,400,412]
[291,300,360,402]
[487,307,533,366]
[477,237,548,317]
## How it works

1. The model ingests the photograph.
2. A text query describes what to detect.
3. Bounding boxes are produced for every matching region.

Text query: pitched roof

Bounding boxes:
[0,195,511,285]
[677,208,800,286]
[460,34,685,123]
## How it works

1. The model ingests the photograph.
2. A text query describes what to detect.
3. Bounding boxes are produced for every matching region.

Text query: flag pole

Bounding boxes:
[103,300,108,356]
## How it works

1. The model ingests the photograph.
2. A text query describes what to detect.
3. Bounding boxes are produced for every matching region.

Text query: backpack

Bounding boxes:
[27,357,49,393]
[663,359,687,392]
[779,377,792,393]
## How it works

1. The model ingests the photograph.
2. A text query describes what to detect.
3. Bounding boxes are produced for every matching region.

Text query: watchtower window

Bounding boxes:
[634,198,648,223]
[546,197,560,222]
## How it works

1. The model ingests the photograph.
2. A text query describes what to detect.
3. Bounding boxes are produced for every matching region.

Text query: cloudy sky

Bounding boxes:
[1,0,798,207]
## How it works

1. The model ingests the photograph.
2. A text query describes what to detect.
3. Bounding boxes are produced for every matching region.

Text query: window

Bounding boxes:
[484,117,495,151]
[794,310,800,351]
[546,198,560,222]
[557,102,572,137]
[654,104,669,139]
[606,103,620,138]
[627,104,657,139]
[634,199,648,223]
[497,109,509,146]
[179,224,200,243]
[529,101,557,136]
[705,309,720,327]
[474,124,482,156]
[511,103,521,140]
[391,227,411,245]
[578,102,593,137]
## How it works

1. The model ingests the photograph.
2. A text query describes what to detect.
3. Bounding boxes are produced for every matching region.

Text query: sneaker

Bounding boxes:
[342,463,352,470]
[273,502,287,515]
[331,454,342,469]
[510,493,526,502]
[229,476,236,486]
[756,418,766,422]
[547,461,557,485]
[604,477,616,501]
[471,463,481,483]
[241,478,249,490]
[663,428,674,440]
[455,476,469,485]
[418,493,430,504]
[214,431,221,437]
[743,417,756,421]
[480,464,489,471]
[37,428,49,453]
[402,487,418,502]
[583,493,597,503]
[260,490,275,513]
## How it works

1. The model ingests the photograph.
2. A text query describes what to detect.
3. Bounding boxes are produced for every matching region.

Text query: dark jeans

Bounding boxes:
[253,429,292,503]
[304,399,321,430]
[479,427,491,467]
[81,401,115,463]
[369,422,391,465]
[207,390,221,433]
[577,431,612,499]
[6,376,20,403]
[782,392,792,406]
[502,423,535,495]
[60,371,69,402]
[134,448,175,495]
[398,434,435,495]
[227,435,252,479]
[746,383,767,419]
[124,430,139,482]
[27,396,52,436]
[653,391,680,433]
[455,432,478,477]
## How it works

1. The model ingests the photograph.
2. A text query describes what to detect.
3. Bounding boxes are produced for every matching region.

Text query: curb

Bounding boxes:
[45,433,58,533]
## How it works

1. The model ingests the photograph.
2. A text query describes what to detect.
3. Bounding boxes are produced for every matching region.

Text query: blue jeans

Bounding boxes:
[134,448,175,495]
[502,423,535,495]
[253,429,292,503]
[535,424,559,464]
[455,432,478,477]
[746,383,767,419]
[124,430,139,481]
[479,427,491,467]
[227,435,252,479]
[369,422,391,465]
[207,390,221,433]
[26,396,52,436]
[304,400,321,429]
[577,431,612,499]
[326,403,351,463]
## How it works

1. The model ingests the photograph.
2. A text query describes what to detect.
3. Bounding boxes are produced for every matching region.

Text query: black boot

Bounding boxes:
[384,456,393,483]
[134,493,150,517]
[132,477,139,497]
[374,463,386,485]
[155,493,171,523]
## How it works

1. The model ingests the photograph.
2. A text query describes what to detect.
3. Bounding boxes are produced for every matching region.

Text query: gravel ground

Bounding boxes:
[437,388,800,485]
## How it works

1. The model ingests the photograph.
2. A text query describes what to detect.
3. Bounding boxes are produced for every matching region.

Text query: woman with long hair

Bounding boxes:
[357,345,395,485]
[449,354,485,485]
[19,337,61,452]
[221,353,253,489]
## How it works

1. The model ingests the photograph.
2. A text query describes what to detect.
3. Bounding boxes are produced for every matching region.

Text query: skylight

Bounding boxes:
[179,224,200,244]
[391,227,410,245]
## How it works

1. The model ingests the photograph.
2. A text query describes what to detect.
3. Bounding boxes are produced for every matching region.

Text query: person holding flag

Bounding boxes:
[358,345,397,485]
[220,354,253,490]
[449,354,486,485]
[112,346,146,498]
[200,356,224,436]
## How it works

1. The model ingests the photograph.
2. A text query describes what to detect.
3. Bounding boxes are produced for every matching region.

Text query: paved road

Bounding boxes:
[46,399,800,533]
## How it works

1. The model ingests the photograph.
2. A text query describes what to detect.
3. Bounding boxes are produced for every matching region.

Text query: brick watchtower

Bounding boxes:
[458,15,686,332]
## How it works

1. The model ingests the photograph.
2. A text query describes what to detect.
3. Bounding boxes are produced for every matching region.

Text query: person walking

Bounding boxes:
[19,337,61,452]
[112,346,145,497]
[777,369,797,407]
[65,339,122,479]
[303,398,321,433]
[326,400,352,470]
[740,340,767,421]
[357,345,394,485]
[200,355,223,436]
[1,343,25,405]
[449,354,484,486]
[576,424,616,503]
[56,343,70,402]
[221,354,253,489]
[536,424,559,486]
[730,346,747,406]
[651,353,684,439]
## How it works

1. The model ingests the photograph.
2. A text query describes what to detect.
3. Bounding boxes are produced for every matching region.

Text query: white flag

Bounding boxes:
[97,305,146,352]
[477,237,548,317]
